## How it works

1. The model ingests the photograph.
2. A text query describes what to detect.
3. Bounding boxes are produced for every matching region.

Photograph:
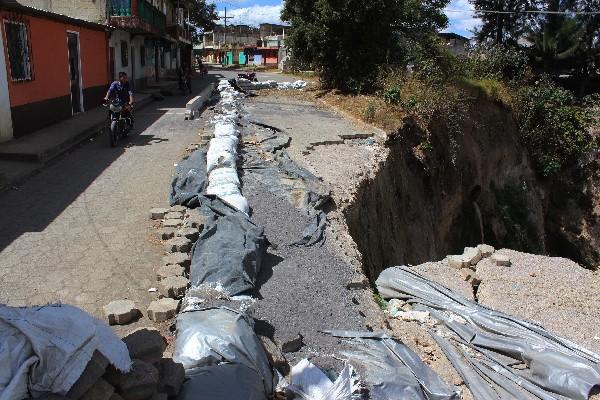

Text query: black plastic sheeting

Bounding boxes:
[324,331,459,400]
[169,149,208,208]
[188,196,267,296]
[174,307,273,400]
[376,266,600,400]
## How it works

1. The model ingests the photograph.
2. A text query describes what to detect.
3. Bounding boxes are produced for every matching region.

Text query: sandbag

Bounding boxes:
[174,307,273,400]
[208,167,241,188]
[206,137,238,173]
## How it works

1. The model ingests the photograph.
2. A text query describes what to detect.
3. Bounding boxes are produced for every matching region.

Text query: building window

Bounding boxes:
[120,40,128,67]
[4,21,32,81]
[140,46,146,66]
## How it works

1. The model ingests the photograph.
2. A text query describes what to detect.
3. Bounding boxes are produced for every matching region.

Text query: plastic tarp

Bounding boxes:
[0,304,131,400]
[324,331,459,400]
[189,196,267,296]
[375,266,600,400]
[287,359,361,400]
[174,307,273,400]
[169,149,208,208]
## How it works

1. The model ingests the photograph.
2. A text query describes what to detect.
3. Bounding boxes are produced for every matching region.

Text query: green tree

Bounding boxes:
[179,0,218,44]
[281,0,450,92]
[471,0,538,46]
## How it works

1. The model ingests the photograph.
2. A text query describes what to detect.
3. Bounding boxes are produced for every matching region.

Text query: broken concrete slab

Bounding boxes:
[162,253,190,269]
[67,351,110,400]
[477,244,495,258]
[105,360,159,400]
[103,300,140,326]
[156,358,185,397]
[122,327,166,364]
[156,264,185,281]
[447,255,469,269]
[164,237,192,254]
[150,208,169,220]
[159,276,189,299]
[463,247,482,266]
[147,298,179,322]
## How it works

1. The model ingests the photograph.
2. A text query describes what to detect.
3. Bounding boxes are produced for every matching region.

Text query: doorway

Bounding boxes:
[67,32,83,114]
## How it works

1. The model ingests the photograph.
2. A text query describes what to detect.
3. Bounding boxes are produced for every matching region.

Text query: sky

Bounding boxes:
[212,0,481,38]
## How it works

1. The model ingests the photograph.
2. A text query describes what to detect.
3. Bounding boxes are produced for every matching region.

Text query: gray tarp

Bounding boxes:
[174,307,273,400]
[324,331,459,400]
[376,266,600,400]
[188,196,267,296]
[169,150,208,208]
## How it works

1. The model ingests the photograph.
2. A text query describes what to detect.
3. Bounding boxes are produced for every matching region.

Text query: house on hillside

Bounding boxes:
[0,0,110,140]
[438,32,470,56]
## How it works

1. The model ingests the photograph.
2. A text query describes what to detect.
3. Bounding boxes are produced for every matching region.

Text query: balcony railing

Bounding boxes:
[108,0,166,35]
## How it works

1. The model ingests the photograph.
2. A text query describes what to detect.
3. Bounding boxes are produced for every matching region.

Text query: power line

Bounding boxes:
[444,8,600,15]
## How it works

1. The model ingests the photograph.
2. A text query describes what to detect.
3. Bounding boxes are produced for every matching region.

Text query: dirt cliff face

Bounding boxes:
[345,92,549,281]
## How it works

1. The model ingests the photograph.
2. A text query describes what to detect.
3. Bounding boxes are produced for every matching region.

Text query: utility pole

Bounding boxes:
[219,7,234,47]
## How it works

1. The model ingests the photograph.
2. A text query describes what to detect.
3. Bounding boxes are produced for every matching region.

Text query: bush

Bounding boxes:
[460,44,531,82]
[513,77,598,176]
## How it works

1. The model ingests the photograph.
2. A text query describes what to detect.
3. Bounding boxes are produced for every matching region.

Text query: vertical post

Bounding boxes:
[223,7,227,48]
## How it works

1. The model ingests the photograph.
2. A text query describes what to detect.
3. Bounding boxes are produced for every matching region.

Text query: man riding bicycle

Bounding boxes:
[104,72,134,130]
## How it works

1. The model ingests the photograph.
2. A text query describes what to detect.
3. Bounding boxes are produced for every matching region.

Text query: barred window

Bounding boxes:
[4,21,32,81]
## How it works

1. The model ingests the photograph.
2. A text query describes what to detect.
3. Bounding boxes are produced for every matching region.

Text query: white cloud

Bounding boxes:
[444,0,481,37]
[216,4,285,27]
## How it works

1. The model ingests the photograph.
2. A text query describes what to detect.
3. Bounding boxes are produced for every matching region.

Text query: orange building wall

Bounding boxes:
[1,13,108,108]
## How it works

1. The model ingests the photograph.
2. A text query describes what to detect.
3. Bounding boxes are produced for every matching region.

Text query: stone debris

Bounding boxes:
[281,333,304,353]
[163,237,192,253]
[103,300,140,326]
[185,214,206,230]
[159,276,189,299]
[162,253,190,269]
[447,255,469,269]
[164,212,184,221]
[346,278,369,290]
[463,247,482,266]
[122,328,166,364]
[149,208,169,220]
[155,358,185,397]
[156,264,185,281]
[67,351,109,400]
[162,219,183,228]
[169,205,187,214]
[80,378,114,400]
[259,335,290,375]
[492,253,511,267]
[147,298,179,322]
[477,244,495,258]
[394,310,431,324]
[176,227,199,242]
[105,360,159,400]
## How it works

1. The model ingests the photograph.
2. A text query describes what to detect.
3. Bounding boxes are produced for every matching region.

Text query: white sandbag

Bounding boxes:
[214,122,239,138]
[219,193,250,216]
[206,137,239,173]
[287,359,361,400]
[278,80,308,90]
[206,182,240,197]
[208,167,240,187]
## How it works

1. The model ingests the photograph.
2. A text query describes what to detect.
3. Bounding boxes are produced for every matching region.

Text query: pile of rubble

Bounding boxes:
[66,328,184,400]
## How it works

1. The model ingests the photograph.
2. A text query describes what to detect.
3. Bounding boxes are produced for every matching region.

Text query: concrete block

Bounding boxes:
[164,237,192,254]
[176,227,199,242]
[164,212,184,220]
[169,205,187,213]
[150,208,169,220]
[259,336,289,375]
[477,244,495,258]
[67,351,109,400]
[122,327,166,364]
[103,300,140,325]
[281,334,304,353]
[159,276,189,299]
[156,358,185,397]
[186,213,208,231]
[162,253,190,269]
[492,253,511,267]
[448,255,469,269]
[156,264,185,281]
[463,247,482,266]
[147,298,179,322]
[80,378,115,400]
[104,360,159,400]
[162,219,183,228]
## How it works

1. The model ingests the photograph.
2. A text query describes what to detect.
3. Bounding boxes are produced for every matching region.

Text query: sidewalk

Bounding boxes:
[0,92,155,190]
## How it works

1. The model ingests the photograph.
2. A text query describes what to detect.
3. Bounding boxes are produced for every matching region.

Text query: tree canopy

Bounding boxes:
[179,0,218,44]
[281,0,450,92]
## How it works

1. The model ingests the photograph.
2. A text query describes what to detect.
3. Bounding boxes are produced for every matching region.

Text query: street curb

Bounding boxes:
[0,95,156,192]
